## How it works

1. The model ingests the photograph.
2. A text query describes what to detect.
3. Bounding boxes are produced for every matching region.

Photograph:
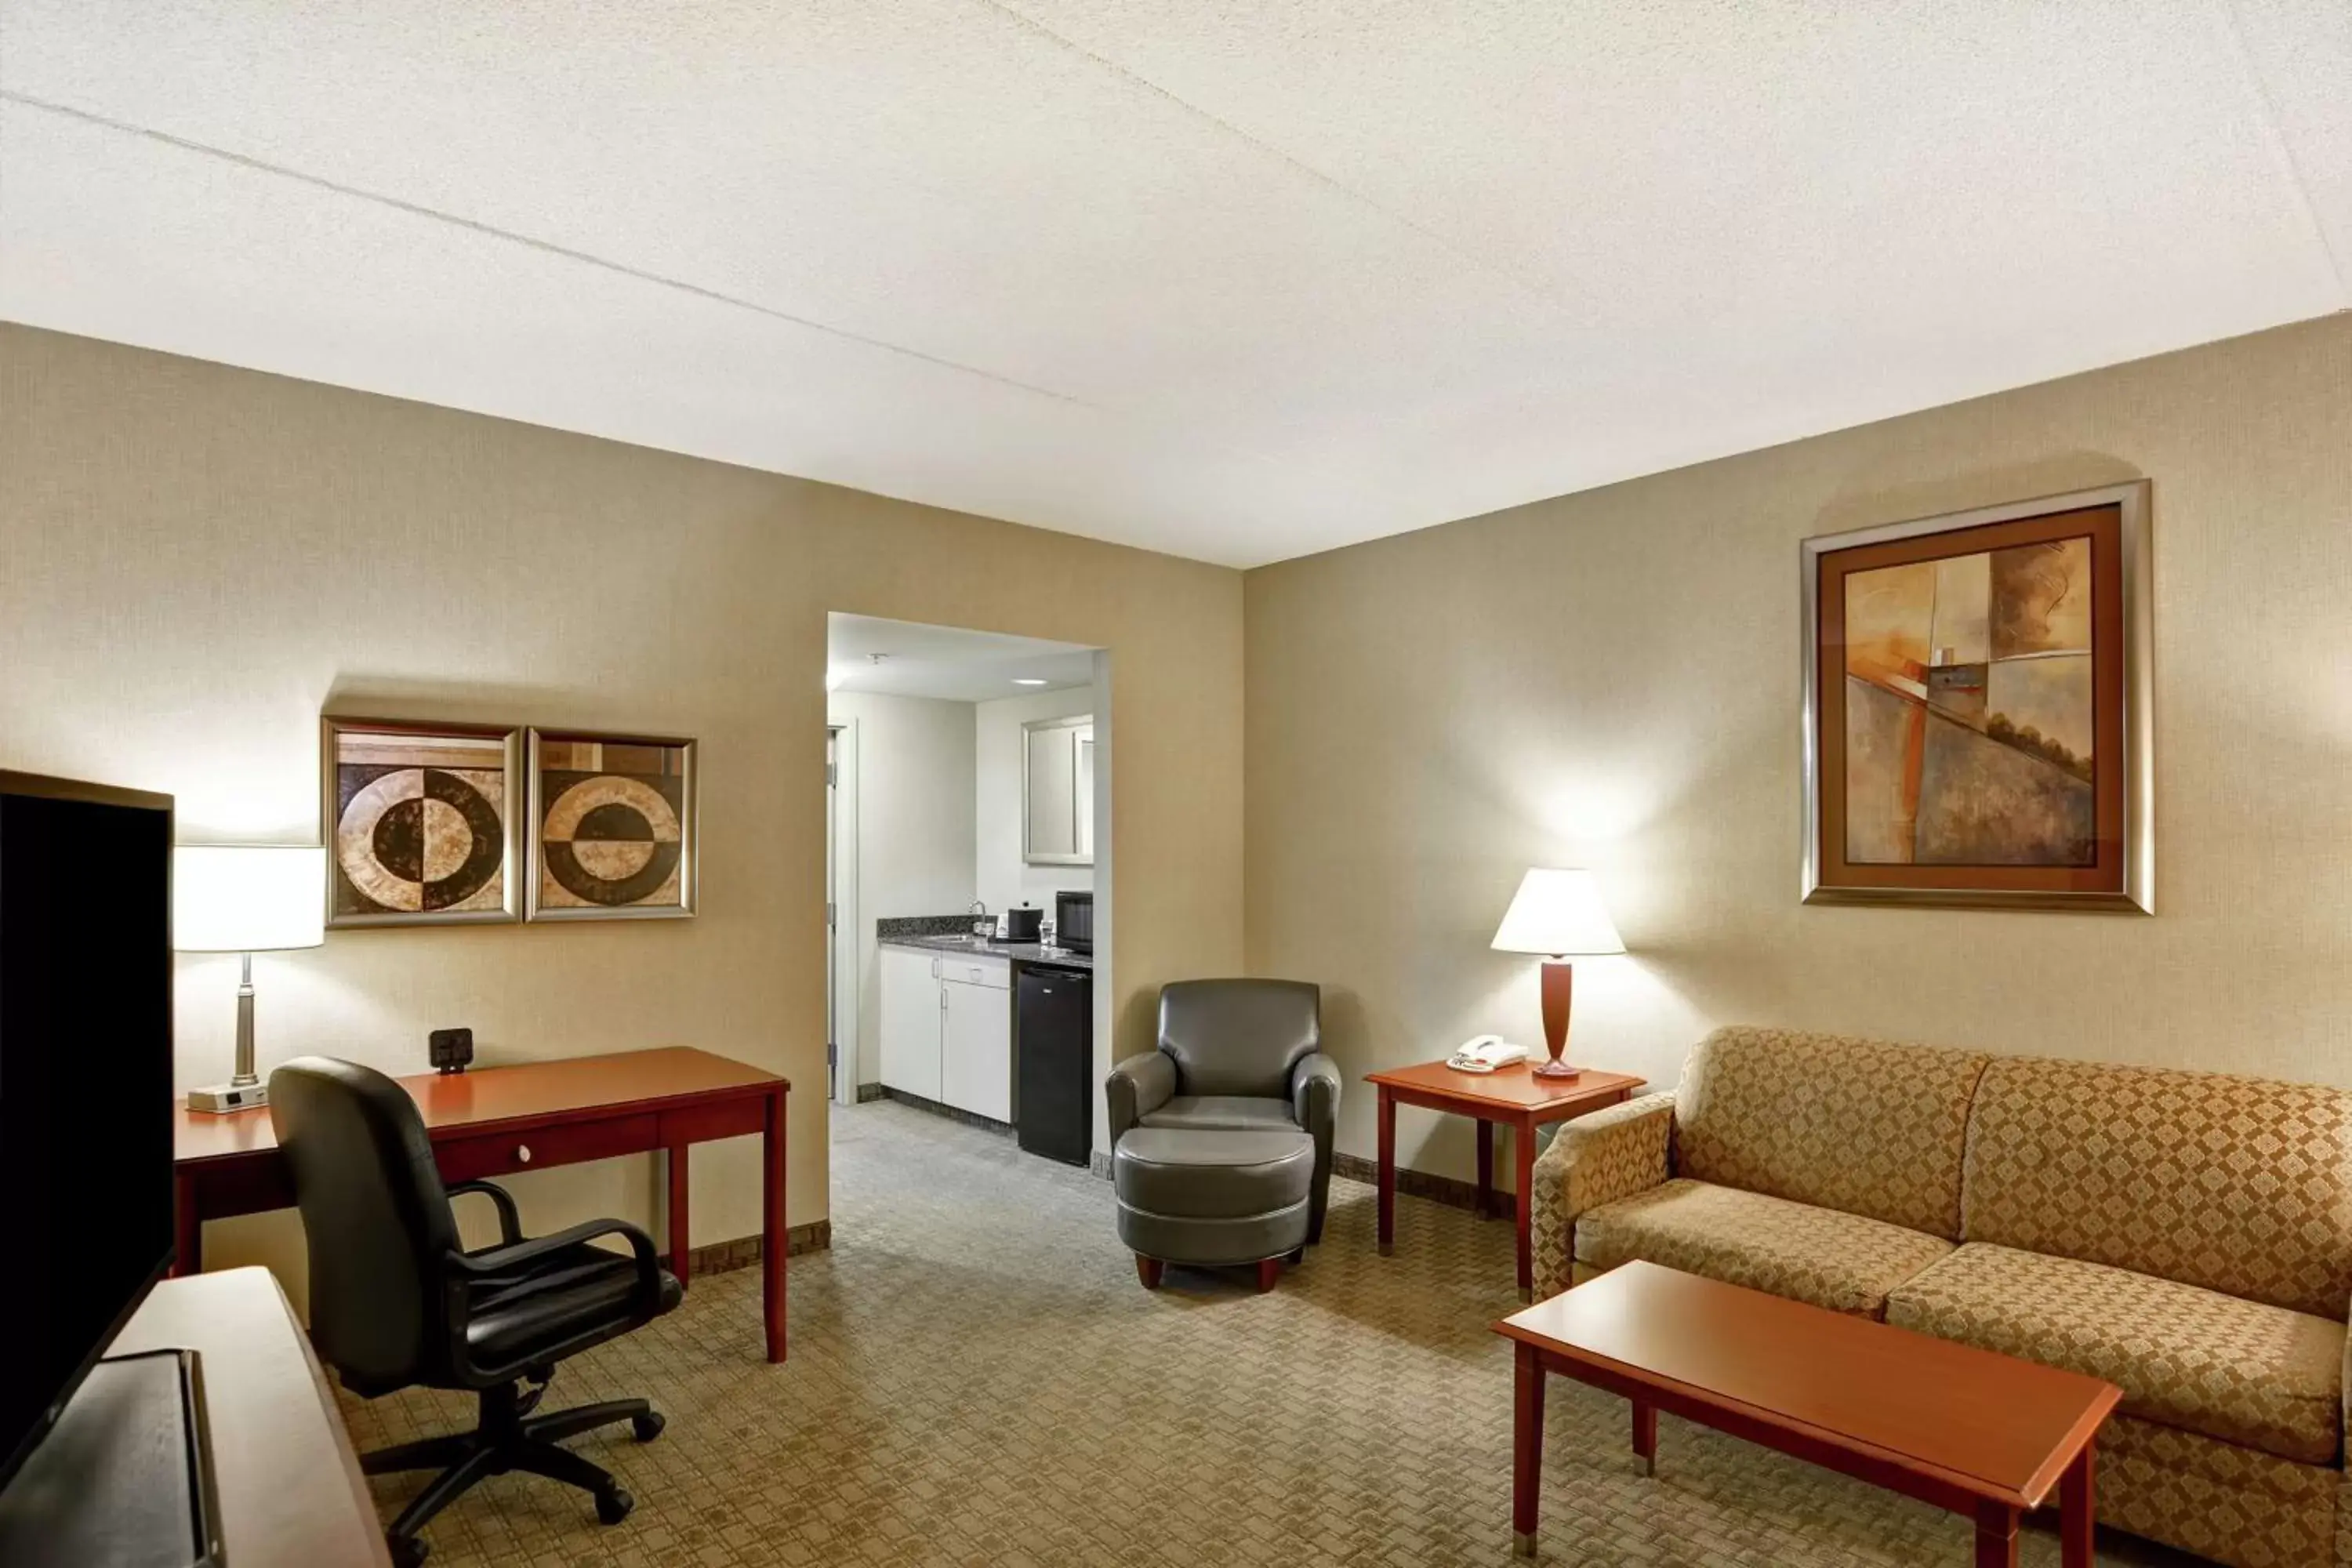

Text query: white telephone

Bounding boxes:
[1447,1035,1530,1073]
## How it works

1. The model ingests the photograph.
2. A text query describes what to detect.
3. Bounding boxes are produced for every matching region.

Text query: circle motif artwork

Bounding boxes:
[335,766,506,914]
[540,774,683,908]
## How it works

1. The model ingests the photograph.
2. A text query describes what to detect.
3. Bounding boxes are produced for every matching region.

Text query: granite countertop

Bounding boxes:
[877,916,1091,970]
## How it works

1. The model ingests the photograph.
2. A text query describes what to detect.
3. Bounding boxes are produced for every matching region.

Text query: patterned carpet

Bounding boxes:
[342,1100,2209,1566]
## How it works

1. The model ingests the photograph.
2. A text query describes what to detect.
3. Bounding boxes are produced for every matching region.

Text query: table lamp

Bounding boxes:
[174,844,326,1113]
[1490,868,1624,1080]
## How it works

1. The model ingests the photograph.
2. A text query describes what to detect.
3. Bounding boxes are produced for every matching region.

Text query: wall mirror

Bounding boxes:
[1023,715,1094,866]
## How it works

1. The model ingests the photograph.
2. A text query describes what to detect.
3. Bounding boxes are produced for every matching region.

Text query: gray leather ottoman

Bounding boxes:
[1114,1127,1314,1292]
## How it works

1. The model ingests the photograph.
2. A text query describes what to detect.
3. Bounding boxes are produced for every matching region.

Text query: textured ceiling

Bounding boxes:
[2,2,2345,568]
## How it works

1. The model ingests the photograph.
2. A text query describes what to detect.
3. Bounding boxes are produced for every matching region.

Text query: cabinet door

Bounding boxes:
[878,949,942,1101]
[940,978,1012,1123]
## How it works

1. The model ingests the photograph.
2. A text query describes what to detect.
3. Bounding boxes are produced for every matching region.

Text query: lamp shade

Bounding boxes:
[173,845,327,953]
[1490,868,1624,958]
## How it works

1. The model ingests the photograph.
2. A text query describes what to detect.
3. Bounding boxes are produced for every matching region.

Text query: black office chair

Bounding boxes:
[269,1057,684,1567]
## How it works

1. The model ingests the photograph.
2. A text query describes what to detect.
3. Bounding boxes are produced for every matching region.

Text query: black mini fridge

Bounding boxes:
[1016,965,1092,1167]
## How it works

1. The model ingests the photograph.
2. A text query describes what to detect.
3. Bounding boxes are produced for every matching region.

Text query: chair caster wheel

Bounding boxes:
[595,1485,634,1526]
[388,1537,429,1568]
[632,1411,666,1443]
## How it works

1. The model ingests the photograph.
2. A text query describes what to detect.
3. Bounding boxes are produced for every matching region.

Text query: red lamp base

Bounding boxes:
[1533,960,1581,1079]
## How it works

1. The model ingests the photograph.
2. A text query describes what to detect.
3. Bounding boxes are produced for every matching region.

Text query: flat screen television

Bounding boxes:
[0,771,175,1490]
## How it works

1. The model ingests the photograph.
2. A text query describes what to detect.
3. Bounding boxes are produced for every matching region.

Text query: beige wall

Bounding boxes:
[1245,313,2352,1189]
[0,322,1244,1294]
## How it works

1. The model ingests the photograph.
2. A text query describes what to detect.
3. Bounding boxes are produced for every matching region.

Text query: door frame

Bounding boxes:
[827,720,862,1108]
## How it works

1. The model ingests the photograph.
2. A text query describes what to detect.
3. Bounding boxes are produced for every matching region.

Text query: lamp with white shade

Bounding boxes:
[174,844,325,1113]
[1490,867,1624,1080]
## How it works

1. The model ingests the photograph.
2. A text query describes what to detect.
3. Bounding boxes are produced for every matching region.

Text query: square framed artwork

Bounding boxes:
[323,717,522,927]
[1801,481,2152,912]
[526,730,697,921]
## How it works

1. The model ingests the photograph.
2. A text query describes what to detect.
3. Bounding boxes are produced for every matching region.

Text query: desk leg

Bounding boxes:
[667,1144,691,1293]
[1632,1399,1657,1477]
[1974,1501,2020,1568]
[1512,1341,1544,1557]
[1376,1084,1396,1255]
[762,1086,788,1363]
[1475,1120,1494,1220]
[1513,1114,1537,1300]
[2060,1440,2095,1568]
[173,1167,201,1278]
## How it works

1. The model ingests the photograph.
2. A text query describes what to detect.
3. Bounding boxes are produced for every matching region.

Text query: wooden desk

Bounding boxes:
[115,1267,393,1568]
[1497,1262,2119,1566]
[1366,1059,1645,1298]
[174,1047,791,1362]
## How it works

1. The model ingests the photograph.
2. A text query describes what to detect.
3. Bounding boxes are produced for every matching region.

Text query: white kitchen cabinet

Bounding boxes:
[940,971,1013,1123]
[878,946,942,1101]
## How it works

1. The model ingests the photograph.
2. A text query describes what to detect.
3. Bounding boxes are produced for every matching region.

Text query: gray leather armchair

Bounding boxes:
[1108,979,1341,1243]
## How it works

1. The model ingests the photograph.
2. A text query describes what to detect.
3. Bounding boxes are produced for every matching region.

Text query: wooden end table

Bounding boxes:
[1496,1261,2120,1566]
[1366,1059,1644,1298]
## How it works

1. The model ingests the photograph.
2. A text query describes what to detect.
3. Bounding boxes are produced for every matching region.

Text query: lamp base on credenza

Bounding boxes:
[1530,1059,1583,1080]
[186,1080,268,1114]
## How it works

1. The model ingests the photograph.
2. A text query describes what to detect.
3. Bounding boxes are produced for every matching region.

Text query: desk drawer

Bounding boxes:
[435,1113,662,1181]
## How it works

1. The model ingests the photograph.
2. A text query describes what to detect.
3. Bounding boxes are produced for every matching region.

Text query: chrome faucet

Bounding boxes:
[968,899,990,937]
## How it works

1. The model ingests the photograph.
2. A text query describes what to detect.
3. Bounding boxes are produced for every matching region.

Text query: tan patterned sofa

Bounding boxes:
[1528,1025,2352,1568]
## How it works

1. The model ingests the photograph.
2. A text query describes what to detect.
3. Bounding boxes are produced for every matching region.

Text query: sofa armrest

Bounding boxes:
[1527,1091,1675,1300]
[1105,1050,1176,1149]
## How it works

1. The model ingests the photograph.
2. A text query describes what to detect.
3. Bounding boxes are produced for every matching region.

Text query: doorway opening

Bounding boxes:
[822,614,1112,1213]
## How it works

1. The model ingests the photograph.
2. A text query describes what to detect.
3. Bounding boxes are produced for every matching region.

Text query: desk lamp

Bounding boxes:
[1490,868,1624,1080]
[175,845,325,1113]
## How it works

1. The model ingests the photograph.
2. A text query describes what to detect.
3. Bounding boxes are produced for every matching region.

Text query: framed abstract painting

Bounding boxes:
[323,717,522,927]
[526,730,697,920]
[1801,481,2152,912]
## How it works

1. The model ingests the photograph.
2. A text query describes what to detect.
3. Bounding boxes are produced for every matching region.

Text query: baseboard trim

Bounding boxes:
[877,1086,1016,1138]
[855,1082,886,1104]
[1330,1152,1501,1216]
[686,1219,830,1278]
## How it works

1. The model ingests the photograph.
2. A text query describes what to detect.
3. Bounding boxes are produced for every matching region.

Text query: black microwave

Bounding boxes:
[1054,890,1094,953]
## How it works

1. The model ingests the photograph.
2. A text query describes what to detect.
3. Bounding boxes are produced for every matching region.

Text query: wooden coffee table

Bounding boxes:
[1496,1261,2120,1566]
[1366,1059,1644,1298]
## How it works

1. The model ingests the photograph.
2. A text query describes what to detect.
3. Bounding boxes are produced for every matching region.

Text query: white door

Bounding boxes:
[878,949,942,1101]
[940,977,1013,1123]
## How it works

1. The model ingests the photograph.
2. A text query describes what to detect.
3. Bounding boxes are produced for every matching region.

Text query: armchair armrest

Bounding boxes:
[1527,1091,1675,1301]
[446,1178,523,1247]
[1105,1050,1176,1149]
[1289,1052,1341,1138]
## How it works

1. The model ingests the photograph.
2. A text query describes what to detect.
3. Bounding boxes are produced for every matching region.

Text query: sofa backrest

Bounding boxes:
[1962,1056,2352,1319]
[1674,1026,1991,1240]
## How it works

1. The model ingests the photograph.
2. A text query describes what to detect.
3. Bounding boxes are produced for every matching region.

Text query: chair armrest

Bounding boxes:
[446,1179,523,1247]
[448,1217,661,1284]
[1105,1051,1176,1148]
[1527,1092,1675,1300]
[1289,1052,1341,1138]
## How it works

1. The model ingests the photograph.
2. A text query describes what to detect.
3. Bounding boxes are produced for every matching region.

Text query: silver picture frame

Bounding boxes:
[524,728,699,922]
[321,716,524,928]
[1799,481,2153,913]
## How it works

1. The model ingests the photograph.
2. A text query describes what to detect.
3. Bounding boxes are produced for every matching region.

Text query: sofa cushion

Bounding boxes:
[1961,1056,2352,1320]
[1886,1243,2344,1466]
[1574,1178,1952,1319]
[1674,1026,1989,1240]
[1140,1095,1298,1134]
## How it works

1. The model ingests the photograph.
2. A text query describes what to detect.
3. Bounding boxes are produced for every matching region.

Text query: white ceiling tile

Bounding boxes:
[2,1,2343,566]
